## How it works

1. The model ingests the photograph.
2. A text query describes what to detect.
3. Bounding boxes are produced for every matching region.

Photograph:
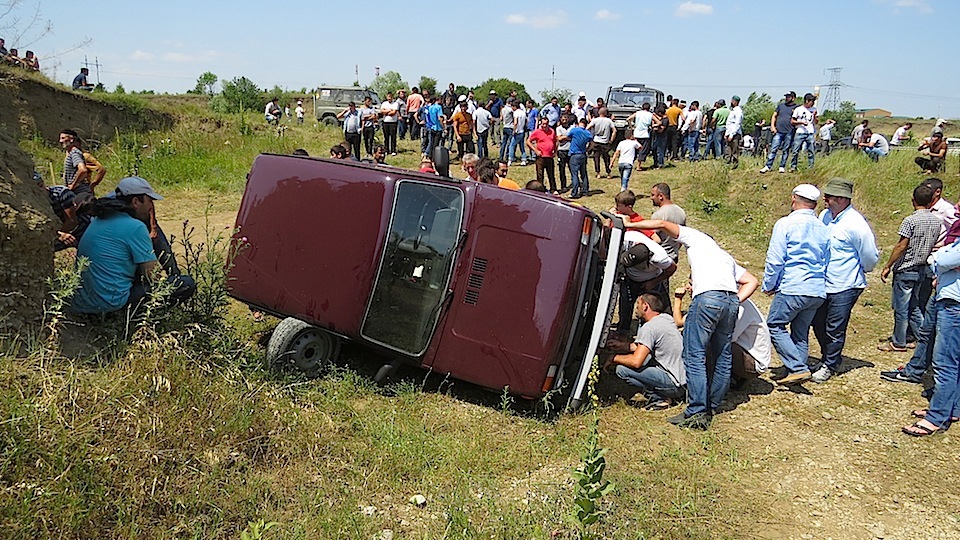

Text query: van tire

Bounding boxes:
[321,115,339,127]
[266,317,340,376]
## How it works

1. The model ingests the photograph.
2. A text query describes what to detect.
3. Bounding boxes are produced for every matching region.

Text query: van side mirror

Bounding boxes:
[433,147,450,177]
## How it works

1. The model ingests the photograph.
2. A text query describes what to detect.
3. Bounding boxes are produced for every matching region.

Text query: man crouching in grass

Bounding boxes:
[70,177,195,316]
[603,293,686,411]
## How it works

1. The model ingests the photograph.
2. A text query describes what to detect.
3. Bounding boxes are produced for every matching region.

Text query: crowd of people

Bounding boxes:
[0,38,40,71]
[597,172,960,437]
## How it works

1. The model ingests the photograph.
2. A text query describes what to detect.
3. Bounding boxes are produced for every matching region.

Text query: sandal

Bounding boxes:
[878,342,908,352]
[911,409,959,422]
[902,422,941,437]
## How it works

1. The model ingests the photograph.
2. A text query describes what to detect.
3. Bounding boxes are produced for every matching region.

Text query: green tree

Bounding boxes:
[742,92,775,134]
[538,87,573,107]
[114,82,125,94]
[370,71,407,98]
[192,71,219,95]
[821,101,857,139]
[474,78,531,104]
[215,76,262,113]
[417,76,437,95]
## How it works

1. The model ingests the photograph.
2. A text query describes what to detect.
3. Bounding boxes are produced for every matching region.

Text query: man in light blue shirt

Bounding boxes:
[902,238,960,436]
[811,178,879,383]
[763,184,831,386]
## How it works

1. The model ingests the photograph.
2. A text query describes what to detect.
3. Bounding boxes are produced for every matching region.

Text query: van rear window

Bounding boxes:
[361,181,464,355]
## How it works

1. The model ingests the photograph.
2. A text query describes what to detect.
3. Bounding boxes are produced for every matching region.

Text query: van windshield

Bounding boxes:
[361,181,464,355]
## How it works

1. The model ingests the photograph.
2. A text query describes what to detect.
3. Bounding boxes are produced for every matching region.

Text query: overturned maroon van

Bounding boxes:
[228,154,624,409]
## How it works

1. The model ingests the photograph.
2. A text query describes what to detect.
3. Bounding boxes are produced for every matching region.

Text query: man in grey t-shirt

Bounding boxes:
[649,182,687,262]
[604,293,686,408]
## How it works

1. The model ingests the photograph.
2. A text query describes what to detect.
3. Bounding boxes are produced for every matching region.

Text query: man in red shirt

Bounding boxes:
[525,117,559,193]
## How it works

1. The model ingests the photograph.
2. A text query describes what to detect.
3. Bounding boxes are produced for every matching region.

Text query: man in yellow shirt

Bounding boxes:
[450,97,476,158]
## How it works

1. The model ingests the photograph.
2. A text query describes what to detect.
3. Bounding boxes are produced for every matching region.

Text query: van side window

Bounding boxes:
[361,182,464,355]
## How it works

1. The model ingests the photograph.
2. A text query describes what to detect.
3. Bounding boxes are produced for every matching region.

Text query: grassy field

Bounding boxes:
[4,108,960,539]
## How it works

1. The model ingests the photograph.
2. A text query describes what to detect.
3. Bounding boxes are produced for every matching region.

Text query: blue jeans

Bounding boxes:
[892,269,927,347]
[790,132,815,169]
[685,131,701,161]
[477,130,489,159]
[511,130,527,162]
[903,295,938,380]
[764,132,793,169]
[712,127,725,157]
[767,293,824,373]
[812,288,863,372]
[863,147,886,161]
[618,163,633,191]
[652,133,666,167]
[426,129,443,158]
[569,153,588,197]
[499,128,514,161]
[682,290,738,416]
[925,300,960,427]
[615,364,685,402]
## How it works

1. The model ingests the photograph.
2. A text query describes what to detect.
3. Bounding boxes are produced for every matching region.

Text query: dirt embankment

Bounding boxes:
[0,71,175,334]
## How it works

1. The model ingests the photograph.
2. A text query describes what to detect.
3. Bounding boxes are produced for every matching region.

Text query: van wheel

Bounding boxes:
[266,317,340,376]
[321,115,338,127]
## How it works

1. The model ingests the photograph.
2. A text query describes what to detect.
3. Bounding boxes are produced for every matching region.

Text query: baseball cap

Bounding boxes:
[489,89,497,95]
[731,95,740,102]
[803,92,816,102]
[114,176,164,200]
[792,183,820,202]
[578,91,586,98]
[784,91,796,98]
[457,94,467,102]
[823,178,853,199]
[936,118,949,126]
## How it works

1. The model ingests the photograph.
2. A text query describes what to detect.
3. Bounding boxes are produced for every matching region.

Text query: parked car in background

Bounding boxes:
[228,153,624,410]
[314,86,380,126]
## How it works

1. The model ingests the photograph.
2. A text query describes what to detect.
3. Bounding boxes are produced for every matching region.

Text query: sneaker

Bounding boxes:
[811,365,833,384]
[879,370,921,383]
[768,366,789,381]
[777,370,812,386]
[521,161,528,166]
[667,412,712,430]
[759,166,770,173]
[778,167,786,173]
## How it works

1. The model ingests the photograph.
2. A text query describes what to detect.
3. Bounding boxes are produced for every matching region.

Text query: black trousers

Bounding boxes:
[362,126,376,156]
[557,150,569,190]
[345,132,361,159]
[382,122,398,154]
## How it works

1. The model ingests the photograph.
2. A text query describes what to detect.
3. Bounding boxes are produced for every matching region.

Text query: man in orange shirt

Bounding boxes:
[406,87,425,141]
[494,160,520,190]
[450,96,476,158]
[665,98,683,160]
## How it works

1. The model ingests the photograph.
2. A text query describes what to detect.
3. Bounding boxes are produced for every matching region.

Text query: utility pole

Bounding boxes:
[82,55,103,85]
[821,67,843,113]
[551,65,555,92]
[355,64,359,86]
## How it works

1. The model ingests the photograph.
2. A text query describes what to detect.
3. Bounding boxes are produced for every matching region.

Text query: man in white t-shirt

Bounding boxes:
[611,133,642,192]
[472,102,493,159]
[627,102,654,166]
[681,101,703,162]
[858,128,889,161]
[788,93,817,172]
[818,118,835,155]
[499,100,515,163]
[294,100,305,125]
[380,92,400,155]
[627,220,759,429]
[891,122,912,146]
[587,107,616,179]
[512,101,528,165]
[724,95,744,168]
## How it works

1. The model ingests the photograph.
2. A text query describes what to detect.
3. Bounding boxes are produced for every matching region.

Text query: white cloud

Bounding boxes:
[891,0,933,13]
[504,10,567,28]
[594,9,621,21]
[674,1,714,17]
[131,50,153,61]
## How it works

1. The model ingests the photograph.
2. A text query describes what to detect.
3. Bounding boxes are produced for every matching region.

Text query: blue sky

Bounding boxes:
[12,0,959,118]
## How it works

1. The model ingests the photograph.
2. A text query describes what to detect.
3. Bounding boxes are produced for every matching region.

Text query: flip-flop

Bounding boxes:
[911,409,960,422]
[644,400,673,411]
[878,342,908,352]
[902,422,940,437]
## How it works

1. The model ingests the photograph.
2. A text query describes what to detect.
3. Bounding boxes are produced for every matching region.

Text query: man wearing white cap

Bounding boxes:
[932,118,950,137]
[763,184,831,386]
[72,177,195,314]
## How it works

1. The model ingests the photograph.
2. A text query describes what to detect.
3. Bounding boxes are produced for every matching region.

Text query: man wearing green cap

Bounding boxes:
[811,178,880,383]
[724,95,743,168]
